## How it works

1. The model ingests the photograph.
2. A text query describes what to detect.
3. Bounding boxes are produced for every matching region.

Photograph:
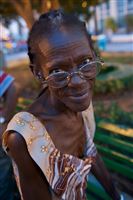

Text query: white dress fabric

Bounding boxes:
[2,102,97,200]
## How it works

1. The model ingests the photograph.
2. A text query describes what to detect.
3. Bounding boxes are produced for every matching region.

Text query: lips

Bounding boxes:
[68,90,89,101]
[69,88,88,96]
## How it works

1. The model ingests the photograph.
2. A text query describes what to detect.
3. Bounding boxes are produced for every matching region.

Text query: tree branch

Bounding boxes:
[22,0,33,13]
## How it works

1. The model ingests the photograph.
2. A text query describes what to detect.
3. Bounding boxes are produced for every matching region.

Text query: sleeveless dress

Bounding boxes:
[2,103,97,200]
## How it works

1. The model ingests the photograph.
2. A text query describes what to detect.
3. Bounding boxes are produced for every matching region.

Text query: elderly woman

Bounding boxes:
[2,10,121,200]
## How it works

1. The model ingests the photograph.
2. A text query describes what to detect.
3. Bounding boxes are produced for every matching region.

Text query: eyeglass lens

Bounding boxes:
[47,61,103,88]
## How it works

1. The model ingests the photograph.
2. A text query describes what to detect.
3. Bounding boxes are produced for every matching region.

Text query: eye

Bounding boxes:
[82,58,90,65]
[78,58,90,68]
[50,68,63,74]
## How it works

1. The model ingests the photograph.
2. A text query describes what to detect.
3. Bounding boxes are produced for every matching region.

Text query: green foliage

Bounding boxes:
[105,17,117,32]
[125,14,133,32]
[99,65,117,75]
[95,102,133,127]
[102,55,133,65]
[0,0,105,17]
[0,0,107,28]
[60,0,102,19]
[0,0,16,17]
[94,75,133,94]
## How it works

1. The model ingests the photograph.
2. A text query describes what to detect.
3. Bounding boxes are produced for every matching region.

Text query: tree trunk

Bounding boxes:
[51,0,60,10]
[10,0,61,29]
[10,0,35,29]
[41,0,49,13]
[94,6,98,35]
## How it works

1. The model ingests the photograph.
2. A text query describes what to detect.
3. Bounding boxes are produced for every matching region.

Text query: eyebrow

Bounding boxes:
[46,54,92,70]
[74,54,92,64]
[46,60,70,70]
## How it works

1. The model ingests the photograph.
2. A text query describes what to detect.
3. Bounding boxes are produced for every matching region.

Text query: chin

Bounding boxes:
[66,99,91,112]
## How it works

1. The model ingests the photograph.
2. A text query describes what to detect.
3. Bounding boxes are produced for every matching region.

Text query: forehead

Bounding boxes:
[37,29,93,68]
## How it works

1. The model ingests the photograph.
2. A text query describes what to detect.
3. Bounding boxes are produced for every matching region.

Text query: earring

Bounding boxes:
[36,72,45,84]
[37,71,42,79]
[36,72,48,88]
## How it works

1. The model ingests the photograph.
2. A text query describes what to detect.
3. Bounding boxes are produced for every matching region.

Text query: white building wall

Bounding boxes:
[127,0,133,14]
[125,0,129,15]
[109,0,117,20]
[88,0,133,34]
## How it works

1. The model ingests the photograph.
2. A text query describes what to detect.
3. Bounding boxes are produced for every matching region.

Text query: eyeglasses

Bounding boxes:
[44,60,104,88]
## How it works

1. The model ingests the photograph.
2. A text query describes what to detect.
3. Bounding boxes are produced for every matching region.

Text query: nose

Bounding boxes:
[68,72,86,87]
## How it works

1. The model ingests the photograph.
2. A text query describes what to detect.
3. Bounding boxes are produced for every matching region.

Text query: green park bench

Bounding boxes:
[16,97,33,111]
[16,98,133,199]
[87,121,133,199]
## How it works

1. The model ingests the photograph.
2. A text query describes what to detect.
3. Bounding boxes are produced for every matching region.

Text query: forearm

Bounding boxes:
[91,152,120,200]
[19,172,52,200]
[6,132,52,200]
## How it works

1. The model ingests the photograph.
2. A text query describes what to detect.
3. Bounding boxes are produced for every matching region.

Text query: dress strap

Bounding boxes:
[82,101,96,139]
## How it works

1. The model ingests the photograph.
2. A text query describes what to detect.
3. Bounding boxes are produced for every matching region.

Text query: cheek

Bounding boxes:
[49,79,95,102]
[84,79,94,92]
[49,87,64,99]
[88,79,95,89]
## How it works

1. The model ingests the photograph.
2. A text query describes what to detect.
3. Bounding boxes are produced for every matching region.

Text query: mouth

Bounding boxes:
[68,90,89,101]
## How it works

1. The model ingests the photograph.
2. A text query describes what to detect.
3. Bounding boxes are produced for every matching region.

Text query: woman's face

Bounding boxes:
[37,28,95,112]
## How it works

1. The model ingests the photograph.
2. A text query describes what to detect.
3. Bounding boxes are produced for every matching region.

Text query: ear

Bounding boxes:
[31,66,43,82]
[32,66,38,77]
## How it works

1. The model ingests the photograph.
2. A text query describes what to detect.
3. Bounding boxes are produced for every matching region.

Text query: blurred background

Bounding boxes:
[0,0,133,199]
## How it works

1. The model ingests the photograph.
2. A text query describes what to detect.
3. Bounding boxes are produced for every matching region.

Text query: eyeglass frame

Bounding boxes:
[30,59,104,88]
[45,59,104,88]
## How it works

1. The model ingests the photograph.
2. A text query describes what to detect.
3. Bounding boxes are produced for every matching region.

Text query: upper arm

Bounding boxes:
[6,131,30,169]
[5,131,52,200]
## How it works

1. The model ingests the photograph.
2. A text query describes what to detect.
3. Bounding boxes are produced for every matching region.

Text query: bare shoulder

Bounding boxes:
[5,131,52,200]
[5,130,29,165]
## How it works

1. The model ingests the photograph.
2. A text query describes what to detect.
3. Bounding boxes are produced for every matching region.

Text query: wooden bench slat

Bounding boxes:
[16,98,32,112]
[18,97,32,105]
[95,131,133,154]
[98,121,133,138]
[87,182,111,200]
[16,105,26,110]
[102,157,133,179]
[96,144,133,168]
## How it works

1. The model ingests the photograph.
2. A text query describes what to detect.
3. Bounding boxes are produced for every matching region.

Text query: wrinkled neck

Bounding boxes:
[38,89,79,117]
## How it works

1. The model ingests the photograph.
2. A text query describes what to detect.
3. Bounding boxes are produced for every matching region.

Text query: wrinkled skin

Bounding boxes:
[30,29,95,156]
[34,28,95,112]
[5,27,120,200]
